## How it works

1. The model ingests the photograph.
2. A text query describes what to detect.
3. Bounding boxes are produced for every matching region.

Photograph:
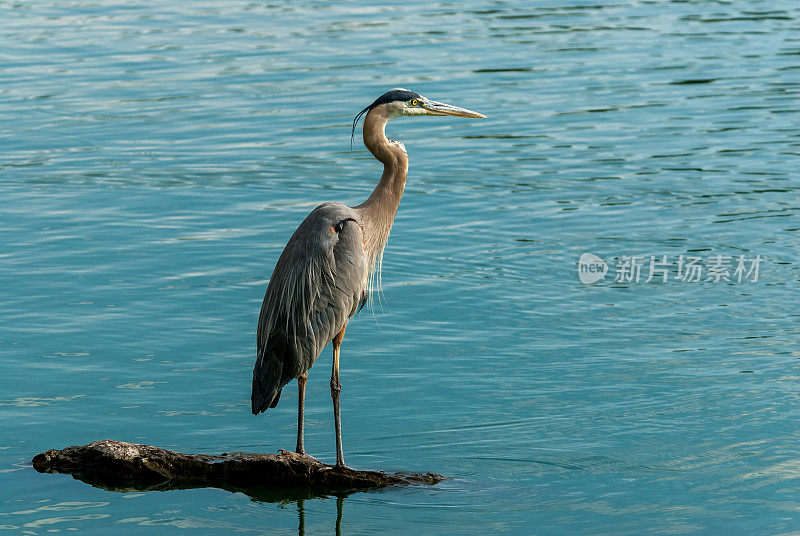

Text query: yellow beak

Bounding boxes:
[423,100,486,118]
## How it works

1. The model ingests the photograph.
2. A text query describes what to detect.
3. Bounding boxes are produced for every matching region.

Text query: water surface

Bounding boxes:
[2,1,799,534]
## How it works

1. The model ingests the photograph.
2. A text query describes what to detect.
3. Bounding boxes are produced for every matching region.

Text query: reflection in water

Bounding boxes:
[296,495,344,536]
[44,463,352,535]
[336,495,344,536]
[297,498,304,536]
[47,463,353,536]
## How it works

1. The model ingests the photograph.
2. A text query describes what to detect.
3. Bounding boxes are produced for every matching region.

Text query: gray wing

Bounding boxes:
[251,202,368,414]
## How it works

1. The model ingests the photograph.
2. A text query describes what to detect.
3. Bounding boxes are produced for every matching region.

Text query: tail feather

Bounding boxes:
[251,336,287,415]
[268,388,282,408]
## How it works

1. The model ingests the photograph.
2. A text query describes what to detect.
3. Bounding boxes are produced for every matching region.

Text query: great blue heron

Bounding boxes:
[251,88,485,468]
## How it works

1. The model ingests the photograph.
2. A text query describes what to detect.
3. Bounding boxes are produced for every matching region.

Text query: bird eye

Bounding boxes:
[411,99,418,106]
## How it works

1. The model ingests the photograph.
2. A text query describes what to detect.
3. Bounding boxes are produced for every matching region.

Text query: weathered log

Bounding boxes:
[32,440,443,500]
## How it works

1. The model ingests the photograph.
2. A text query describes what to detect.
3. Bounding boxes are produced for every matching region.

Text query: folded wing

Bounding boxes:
[251,202,368,414]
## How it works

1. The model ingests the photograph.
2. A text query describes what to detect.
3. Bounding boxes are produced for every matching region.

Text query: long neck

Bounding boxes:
[354,106,409,267]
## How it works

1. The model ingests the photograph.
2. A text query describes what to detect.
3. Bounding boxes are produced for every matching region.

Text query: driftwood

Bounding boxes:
[32,440,443,501]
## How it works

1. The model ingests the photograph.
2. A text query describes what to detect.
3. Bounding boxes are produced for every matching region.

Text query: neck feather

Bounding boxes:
[354,105,409,267]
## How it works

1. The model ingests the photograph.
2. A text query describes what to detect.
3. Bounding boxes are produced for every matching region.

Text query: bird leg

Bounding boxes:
[331,324,347,469]
[296,371,308,455]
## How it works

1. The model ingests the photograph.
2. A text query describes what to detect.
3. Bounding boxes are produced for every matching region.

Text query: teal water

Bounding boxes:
[2,1,800,534]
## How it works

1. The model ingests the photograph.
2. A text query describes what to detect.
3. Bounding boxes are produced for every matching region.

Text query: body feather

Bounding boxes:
[251,202,369,414]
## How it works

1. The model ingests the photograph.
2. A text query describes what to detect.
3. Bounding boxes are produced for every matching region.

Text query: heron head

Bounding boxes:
[352,88,485,143]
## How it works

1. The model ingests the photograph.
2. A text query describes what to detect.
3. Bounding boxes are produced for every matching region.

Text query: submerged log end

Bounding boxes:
[32,440,444,497]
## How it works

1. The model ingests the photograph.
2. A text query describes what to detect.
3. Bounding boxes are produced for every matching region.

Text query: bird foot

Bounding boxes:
[318,461,352,472]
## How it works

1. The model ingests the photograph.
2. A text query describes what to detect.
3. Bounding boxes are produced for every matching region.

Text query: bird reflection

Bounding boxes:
[296,495,346,536]
[335,495,344,536]
[297,498,305,536]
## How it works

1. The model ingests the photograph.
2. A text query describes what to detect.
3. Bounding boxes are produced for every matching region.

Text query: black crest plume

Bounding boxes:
[351,88,422,148]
